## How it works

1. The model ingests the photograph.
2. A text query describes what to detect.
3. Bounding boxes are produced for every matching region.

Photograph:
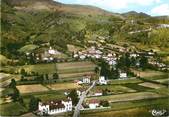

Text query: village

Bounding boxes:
[0,39,169,117]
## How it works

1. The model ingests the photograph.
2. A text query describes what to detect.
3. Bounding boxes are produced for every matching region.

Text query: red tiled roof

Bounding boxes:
[42,100,65,110]
[88,99,100,104]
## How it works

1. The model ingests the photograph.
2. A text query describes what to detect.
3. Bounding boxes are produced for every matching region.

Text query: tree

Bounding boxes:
[130,56,136,66]
[18,96,24,106]
[29,96,40,112]
[53,73,59,79]
[12,87,20,101]
[111,67,119,79]
[9,79,16,88]
[68,89,79,106]
[125,52,131,68]
[100,100,109,107]
[95,67,100,74]
[38,75,44,83]
[20,68,27,76]
[100,60,109,78]
[102,89,108,96]
[21,75,25,81]
[140,56,148,70]
[45,74,48,80]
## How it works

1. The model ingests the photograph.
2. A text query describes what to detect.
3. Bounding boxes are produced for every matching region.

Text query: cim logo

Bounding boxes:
[151,109,167,117]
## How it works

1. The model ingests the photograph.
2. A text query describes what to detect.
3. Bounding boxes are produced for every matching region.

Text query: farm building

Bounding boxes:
[88,99,100,109]
[38,97,72,115]
[82,75,91,84]
[99,76,107,85]
[119,72,127,80]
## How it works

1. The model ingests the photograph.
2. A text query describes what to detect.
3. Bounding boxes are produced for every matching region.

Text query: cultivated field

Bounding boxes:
[57,67,96,74]
[132,69,164,78]
[109,78,143,85]
[155,79,169,84]
[46,82,81,91]
[16,84,49,94]
[17,63,56,74]
[59,72,95,79]
[87,92,162,103]
[56,61,97,79]
[0,73,20,88]
[139,82,165,89]
[82,98,169,117]
[56,61,96,69]
[0,102,28,116]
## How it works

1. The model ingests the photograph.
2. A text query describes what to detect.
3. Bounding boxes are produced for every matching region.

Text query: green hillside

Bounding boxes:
[1,0,169,60]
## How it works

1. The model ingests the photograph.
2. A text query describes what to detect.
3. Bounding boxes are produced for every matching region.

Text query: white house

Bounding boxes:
[82,75,91,84]
[48,47,61,55]
[73,54,79,58]
[77,80,83,85]
[108,60,117,65]
[79,55,86,60]
[107,53,113,57]
[94,90,103,96]
[38,98,72,115]
[88,99,100,109]
[95,54,101,59]
[119,73,127,80]
[130,53,138,58]
[99,76,107,85]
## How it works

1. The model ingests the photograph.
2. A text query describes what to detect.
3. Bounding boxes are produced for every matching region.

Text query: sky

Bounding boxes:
[54,0,169,16]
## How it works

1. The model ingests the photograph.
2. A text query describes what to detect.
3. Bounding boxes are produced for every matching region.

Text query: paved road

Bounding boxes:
[73,81,96,117]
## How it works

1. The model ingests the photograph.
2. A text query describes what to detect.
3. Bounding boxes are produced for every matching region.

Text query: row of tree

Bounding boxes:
[99,53,149,79]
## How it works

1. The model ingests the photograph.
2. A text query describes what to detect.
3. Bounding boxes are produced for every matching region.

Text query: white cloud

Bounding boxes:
[151,4,169,15]
[57,0,161,9]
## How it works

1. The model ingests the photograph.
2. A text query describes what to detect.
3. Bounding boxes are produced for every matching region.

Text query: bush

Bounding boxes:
[100,100,109,107]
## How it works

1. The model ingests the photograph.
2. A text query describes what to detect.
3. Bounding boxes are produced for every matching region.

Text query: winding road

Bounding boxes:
[73,81,96,117]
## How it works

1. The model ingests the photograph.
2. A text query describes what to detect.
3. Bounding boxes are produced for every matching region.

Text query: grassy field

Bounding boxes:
[0,90,67,116]
[123,83,154,92]
[0,63,57,74]
[155,79,169,84]
[16,84,49,94]
[18,44,39,53]
[46,82,81,91]
[81,97,169,117]
[57,61,96,74]
[56,61,97,80]
[91,85,136,95]
[86,92,162,103]
[57,67,96,74]
[59,72,95,79]
[81,98,169,117]
[108,78,143,85]
[0,73,21,88]
[82,108,151,117]
[67,44,84,52]
[0,73,10,80]
[139,82,165,89]
[0,102,28,116]
[17,63,56,74]
[142,74,168,80]
[56,61,95,68]
[132,69,165,78]
[0,54,10,65]
[152,87,169,96]
[22,91,66,105]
